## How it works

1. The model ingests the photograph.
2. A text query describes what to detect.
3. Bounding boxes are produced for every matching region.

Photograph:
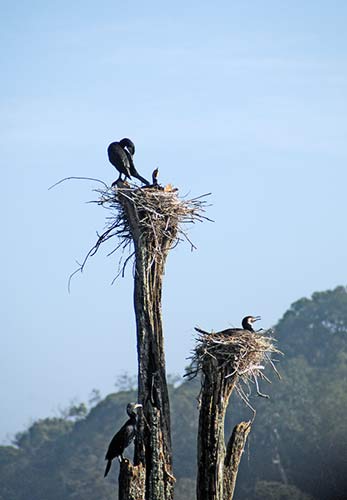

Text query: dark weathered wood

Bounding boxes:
[118,189,175,500]
[196,357,252,500]
[119,460,146,500]
[197,358,238,500]
[224,421,251,499]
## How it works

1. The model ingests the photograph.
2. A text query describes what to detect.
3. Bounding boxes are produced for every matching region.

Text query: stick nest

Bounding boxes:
[186,328,282,411]
[70,182,211,286]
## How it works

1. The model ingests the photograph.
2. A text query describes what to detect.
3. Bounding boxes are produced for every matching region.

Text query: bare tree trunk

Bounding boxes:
[117,189,175,500]
[197,358,251,500]
[133,250,174,500]
[224,421,251,499]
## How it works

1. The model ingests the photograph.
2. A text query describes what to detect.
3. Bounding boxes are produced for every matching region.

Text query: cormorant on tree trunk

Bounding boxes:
[104,402,142,478]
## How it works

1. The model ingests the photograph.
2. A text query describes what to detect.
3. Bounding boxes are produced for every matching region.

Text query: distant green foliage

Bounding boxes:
[60,402,88,420]
[276,285,347,365]
[254,481,314,500]
[235,286,347,500]
[0,286,346,500]
[14,418,73,453]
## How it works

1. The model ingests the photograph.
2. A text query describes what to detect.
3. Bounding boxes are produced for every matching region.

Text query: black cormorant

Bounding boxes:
[241,315,261,332]
[107,138,150,185]
[104,402,142,478]
[195,316,261,336]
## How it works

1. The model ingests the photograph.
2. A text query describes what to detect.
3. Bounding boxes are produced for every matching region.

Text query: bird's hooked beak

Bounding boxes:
[134,403,142,410]
[253,316,261,322]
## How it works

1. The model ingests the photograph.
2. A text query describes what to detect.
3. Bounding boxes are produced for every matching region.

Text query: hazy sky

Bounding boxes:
[1,1,347,442]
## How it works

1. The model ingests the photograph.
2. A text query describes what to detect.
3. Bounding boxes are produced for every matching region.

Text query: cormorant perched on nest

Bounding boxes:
[241,315,262,332]
[195,316,261,336]
[108,138,150,185]
[104,402,142,478]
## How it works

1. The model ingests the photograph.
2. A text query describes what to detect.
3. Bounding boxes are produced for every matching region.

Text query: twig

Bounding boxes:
[253,373,270,399]
[48,176,109,190]
[265,352,282,380]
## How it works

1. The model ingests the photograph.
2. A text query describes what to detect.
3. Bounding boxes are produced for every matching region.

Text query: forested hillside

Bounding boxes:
[1,286,346,500]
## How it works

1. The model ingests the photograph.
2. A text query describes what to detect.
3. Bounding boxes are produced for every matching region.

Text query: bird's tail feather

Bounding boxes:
[194,327,209,335]
[104,460,112,478]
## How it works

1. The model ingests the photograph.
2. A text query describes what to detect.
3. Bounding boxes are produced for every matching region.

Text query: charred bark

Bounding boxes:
[119,460,146,500]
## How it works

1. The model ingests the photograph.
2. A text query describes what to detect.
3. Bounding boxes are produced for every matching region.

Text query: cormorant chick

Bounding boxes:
[107,138,150,185]
[152,168,159,185]
[104,402,142,478]
[195,316,261,336]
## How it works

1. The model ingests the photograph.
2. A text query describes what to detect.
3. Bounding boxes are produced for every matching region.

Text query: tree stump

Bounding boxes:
[197,358,247,500]
[224,421,252,499]
[119,460,146,500]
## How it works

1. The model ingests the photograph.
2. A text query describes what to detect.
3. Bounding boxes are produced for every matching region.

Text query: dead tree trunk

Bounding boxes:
[197,358,250,500]
[117,187,177,500]
[224,421,252,499]
[133,248,174,500]
[119,460,146,500]
[190,327,279,500]
[82,183,209,499]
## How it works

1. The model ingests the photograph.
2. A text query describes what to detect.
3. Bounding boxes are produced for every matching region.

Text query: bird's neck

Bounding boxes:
[243,323,254,332]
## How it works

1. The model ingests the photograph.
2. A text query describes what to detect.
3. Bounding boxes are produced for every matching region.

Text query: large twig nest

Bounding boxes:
[69,182,211,286]
[98,182,210,249]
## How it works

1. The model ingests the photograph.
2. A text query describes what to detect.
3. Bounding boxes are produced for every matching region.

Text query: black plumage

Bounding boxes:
[104,402,142,478]
[195,316,261,336]
[107,138,150,185]
[241,315,261,332]
[152,168,159,185]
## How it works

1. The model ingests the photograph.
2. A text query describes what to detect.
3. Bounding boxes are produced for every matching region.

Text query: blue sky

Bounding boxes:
[1,0,347,441]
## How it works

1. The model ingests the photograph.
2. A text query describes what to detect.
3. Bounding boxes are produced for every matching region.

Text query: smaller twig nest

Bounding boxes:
[186,328,281,410]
